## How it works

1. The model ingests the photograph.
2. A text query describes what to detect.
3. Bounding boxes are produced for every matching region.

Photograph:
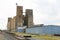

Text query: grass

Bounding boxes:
[32,35,60,40]
[14,32,60,40]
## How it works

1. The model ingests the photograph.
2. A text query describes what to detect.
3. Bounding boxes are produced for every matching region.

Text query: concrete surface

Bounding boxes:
[0,32,18,40]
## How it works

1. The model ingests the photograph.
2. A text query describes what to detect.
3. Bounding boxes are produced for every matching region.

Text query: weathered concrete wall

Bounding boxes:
[10,16,16,32]
[7,18,12,32]
[16,6,23,27]
[23,16,27,26]
[25,9,33,27]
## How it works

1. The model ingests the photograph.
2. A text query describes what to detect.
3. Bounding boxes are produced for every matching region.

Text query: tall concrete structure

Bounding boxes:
[24,9,33,27]
[7,18,12,32]
[10,16,16,32]
[16,6,23,27]
[7,6,34,32]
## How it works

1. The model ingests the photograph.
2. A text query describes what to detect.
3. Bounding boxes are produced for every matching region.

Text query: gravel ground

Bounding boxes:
[0,32,46,40]
[0,32,18,40]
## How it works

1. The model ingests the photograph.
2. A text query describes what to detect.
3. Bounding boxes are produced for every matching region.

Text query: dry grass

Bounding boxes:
[14,32,60,40]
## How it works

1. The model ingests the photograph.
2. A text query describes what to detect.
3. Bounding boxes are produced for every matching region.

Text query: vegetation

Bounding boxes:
[14,32,60,40]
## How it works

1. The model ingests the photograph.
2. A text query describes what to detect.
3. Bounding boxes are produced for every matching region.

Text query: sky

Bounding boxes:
[0,0,60,30]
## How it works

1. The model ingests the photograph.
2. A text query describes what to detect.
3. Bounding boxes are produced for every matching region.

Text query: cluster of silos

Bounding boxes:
[7,6,33,32]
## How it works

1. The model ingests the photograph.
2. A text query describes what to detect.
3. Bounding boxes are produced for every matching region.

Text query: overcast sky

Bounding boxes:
[0,0,60,30]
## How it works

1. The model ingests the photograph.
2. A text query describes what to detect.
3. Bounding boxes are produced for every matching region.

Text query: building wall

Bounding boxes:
[16,6,23,27]
[26,25,60,35]
[23,16,27,26]
[7,18,12,32]
[7,22,11,31]
[25,9,33,27]
[10,16,16,32]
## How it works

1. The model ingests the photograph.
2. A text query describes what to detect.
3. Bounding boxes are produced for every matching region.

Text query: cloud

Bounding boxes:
[0,0,60,29]
[16,0,60,25]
